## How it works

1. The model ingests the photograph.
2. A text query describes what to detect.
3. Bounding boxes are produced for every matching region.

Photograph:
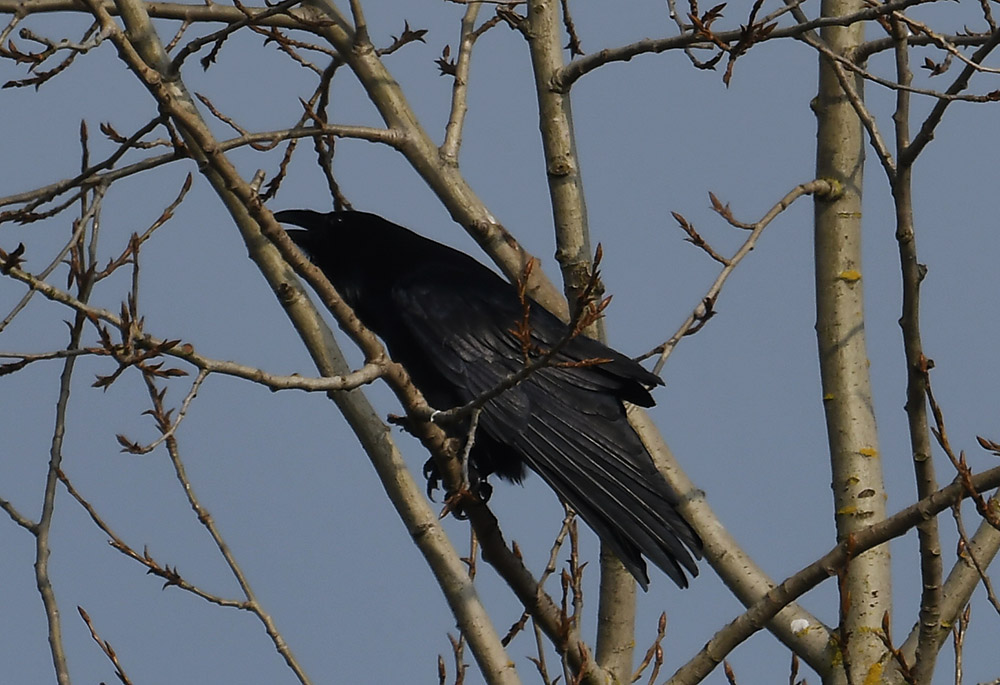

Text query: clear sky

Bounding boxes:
[3,2,1000,684]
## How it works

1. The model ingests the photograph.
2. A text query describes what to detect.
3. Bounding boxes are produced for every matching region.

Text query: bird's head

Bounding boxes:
[275,209,415,259]
[273,209,428,307]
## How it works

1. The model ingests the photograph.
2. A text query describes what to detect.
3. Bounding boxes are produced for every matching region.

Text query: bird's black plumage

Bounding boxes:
[275,209,701,589]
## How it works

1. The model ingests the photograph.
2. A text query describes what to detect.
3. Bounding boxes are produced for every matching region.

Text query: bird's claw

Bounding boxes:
[473,480,493,503]
[424,457,493,516]
[439,489,473,520]
[423,457,441,500]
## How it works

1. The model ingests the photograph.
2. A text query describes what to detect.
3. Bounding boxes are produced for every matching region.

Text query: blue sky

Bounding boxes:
[3,1,1000,683]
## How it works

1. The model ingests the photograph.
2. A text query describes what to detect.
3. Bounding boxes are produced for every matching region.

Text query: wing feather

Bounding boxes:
[390,266,700,588]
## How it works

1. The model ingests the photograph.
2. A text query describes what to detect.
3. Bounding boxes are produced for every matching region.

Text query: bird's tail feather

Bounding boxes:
[490,398,701,589]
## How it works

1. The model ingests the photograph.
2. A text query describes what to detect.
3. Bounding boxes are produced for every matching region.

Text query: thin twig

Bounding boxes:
[0,495,36,530]
[0,185,103,332]
[0,260,387,392]
[440,1,482,164]
[0,124,397,214]
[116,369,208,454]
[98,175,193,279]
[903,25,1000,167]
[145,371,313,684]
[630,612,667,684]
[638,179,837,372]
[59,469,245,606]
[559,0,583,56]
[552,0,934,92]
[803,25,898,181]
[0,116,163,221]
[167,0,301,72]
[952,506,1000,616]
[952,604,970,684]
[77,607,135,685]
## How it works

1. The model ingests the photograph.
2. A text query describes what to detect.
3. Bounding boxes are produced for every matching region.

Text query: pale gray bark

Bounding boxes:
[814,0,892,681]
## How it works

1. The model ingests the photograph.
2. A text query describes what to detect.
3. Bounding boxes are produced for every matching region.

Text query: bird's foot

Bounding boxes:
[423,457,493,517]
[423,457,442,500]
[439,488,474,520]
[387,413,419,436]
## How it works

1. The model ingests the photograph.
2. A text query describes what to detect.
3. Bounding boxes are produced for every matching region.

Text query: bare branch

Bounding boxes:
[630,612,667,684]
[116,369,208,455]
[0,260,387,392]
[95,174,192,281]
[440,2,483,165]
[0,184,102,332]
[29,185,105,685]
[952,604,970,685]
[904,26,1000,166]
[855,32,992,62]
[379,20,428,57]
[0,123,397,216]
[887,20,942,682]
[1,22,102,89]
[552,0,934,92]
[892,12,1000,76]
[638,179,838,372]
[167,0,302,72]
[148,372,314,684]
[800,26,898,180]
[1,116,161,222]
[664,465,1000,685]
[77,607,135,685]
[0,0,313,29]
[559,0,583,57]
[521,4,625,673]
[0,494,36,531]
[671,211,730,266]
[633,405,838,675]
[952,507,1000,617]
[58,470,247,607]
[347,0,370,48]
[925,376,1000,531]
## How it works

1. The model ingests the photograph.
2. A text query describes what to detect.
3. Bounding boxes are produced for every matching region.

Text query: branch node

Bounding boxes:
[814,178,844,201]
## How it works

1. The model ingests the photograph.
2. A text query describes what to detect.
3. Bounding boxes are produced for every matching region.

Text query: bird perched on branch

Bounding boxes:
[275,209,701,589]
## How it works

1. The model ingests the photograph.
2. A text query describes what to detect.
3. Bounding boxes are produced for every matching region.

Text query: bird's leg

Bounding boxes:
[419,406,477,502]
[458,407,482,493]
[437,408,489,520]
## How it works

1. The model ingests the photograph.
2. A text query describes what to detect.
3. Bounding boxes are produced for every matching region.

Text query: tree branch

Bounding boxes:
[523,1,633,680]
[439,1,482,165]
[0,262,388,392]
[813,1,892,677]
[551,0,932,92]
[888,19,942,682]
[639,179,840,373]
[0,124,397,217]
[902,25,1000,166]
[632,408,837,675]
[301,0,568,318]
[664,465,1000,685]
[77,2,521,681]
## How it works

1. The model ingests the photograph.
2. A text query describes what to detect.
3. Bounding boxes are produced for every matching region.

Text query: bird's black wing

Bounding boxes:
[390,265,700,589]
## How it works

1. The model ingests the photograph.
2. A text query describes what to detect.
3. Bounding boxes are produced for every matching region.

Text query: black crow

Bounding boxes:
[275,209,701,589]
